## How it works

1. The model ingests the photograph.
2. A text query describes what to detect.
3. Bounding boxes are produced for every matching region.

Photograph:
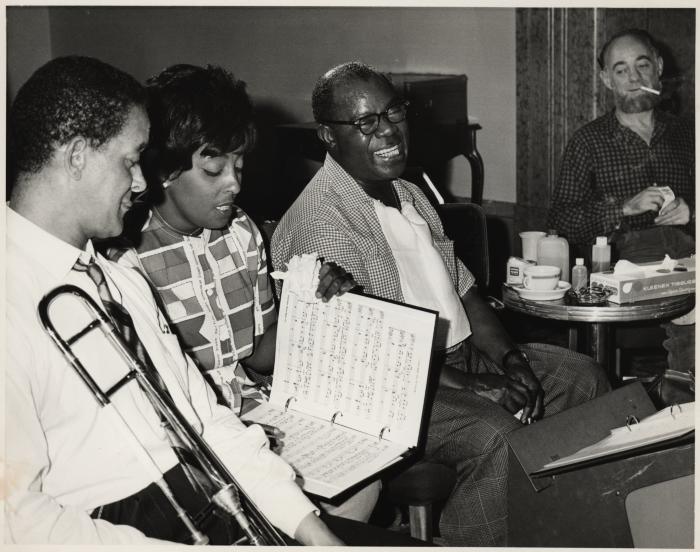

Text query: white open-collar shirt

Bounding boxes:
[5,206,315,544]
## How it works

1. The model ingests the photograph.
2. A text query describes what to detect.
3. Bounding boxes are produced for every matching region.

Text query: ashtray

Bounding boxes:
[566,284,613,306]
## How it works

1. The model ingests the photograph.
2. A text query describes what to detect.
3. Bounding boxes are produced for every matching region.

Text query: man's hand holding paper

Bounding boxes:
[655,196,691,226]
[272,253,356,302]
[316,261,357,302]
[622,185,672,216]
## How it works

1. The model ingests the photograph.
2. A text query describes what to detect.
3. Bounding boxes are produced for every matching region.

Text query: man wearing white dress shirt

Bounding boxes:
[5,56,414,546]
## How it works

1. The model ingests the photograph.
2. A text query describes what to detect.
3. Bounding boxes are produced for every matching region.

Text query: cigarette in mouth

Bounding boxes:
[640,85,661,95]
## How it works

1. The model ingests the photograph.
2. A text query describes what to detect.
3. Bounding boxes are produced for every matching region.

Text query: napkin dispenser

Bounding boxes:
[590,256,695,304]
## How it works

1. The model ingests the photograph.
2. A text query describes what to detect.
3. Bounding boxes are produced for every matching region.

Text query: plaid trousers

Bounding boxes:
[425,342,611,546]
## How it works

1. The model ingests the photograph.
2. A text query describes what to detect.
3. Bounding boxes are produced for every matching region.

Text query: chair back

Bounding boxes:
[438,202,490,289]
[403,166,490,290]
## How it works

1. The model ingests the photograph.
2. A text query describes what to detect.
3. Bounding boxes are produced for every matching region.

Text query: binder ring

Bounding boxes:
[330,411,342,425]
[625,415,639,431]
[284,396,297,412]
[378,426,390,442]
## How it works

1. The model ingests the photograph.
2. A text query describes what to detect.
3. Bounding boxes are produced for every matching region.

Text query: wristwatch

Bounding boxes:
[502,348,530,368]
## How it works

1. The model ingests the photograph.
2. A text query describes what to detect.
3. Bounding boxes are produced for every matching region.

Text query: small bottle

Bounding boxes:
[591,236,611,273]
[536,230,570,282]
[571,258,588,291]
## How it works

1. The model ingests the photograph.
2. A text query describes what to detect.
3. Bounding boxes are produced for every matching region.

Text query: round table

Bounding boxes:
[502,286,694,381]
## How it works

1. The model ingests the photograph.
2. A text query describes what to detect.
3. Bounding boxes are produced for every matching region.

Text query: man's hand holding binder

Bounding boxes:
[502,349,545,423]
[467,374,533,417]
[314,261,358,302]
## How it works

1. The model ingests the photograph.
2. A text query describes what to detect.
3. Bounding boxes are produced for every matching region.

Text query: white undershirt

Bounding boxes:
[374,200,471,349]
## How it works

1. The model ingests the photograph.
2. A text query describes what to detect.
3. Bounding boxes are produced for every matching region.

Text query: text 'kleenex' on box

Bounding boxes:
[590,256,695,304]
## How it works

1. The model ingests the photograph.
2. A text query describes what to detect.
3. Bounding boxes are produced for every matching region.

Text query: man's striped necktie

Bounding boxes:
[73,257,210,496]
[73,257,161,386]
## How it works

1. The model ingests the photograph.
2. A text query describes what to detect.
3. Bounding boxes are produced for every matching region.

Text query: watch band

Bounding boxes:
[502,348,529,367]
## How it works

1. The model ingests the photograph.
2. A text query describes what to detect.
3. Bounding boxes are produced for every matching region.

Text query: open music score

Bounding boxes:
[242,255,437,498]
[242,401,408,498]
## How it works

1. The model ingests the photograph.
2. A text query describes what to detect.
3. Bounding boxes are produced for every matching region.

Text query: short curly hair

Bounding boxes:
[8,56,146,175]
[311,61,392,122]
[142,64,255,186]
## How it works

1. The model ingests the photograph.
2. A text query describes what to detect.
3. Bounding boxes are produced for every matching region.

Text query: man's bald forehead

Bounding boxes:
[598,29,659,69]
[312,62,392,122]
[331,73,391,110]
[604,35,653,66]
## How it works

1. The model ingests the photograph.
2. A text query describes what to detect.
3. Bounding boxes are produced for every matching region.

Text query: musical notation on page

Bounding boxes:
[251,254,437,498]
[278,292,423,426]
[243,401,405,497]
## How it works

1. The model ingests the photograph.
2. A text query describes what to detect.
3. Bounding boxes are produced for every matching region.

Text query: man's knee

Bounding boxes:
[523,343,611,404]
[566,351,610,398]
[428,389,520,463]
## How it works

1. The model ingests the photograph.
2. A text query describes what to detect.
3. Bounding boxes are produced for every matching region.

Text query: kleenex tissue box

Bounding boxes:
[590,256,695,303]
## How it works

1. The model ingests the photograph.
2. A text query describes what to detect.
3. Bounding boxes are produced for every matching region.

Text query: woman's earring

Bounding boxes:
[162,181,171,189]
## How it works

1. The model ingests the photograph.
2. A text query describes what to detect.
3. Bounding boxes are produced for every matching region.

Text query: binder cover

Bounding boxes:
[508,443,694,547]
[506,384,695,547]
[506,382,657,491]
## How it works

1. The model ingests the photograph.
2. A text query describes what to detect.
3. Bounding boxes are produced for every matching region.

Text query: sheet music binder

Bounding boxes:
[507,382,656,492]
[242,287,438,499]
[282,395,394,443]
[535,401,694,475]
[506,382,695,547]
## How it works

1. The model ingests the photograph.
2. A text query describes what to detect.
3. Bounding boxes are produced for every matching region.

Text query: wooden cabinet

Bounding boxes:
[385,73,468,125]
[386,73,483,204]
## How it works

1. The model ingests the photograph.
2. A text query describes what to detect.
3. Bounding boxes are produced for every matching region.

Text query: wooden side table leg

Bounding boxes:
[568,326,579,351]
[589,322,614,383]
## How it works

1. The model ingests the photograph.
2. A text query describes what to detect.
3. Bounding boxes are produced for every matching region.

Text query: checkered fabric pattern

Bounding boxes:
[271,153,475,300]
[431,341,610,545]
[548,109,695,248]
[111,209,275,413]
[273,154,610,546]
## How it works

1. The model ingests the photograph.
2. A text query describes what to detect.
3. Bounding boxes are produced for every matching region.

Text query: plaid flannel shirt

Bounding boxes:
[113,209,275,412]
[271,154,475,302]
[548,109,694,248]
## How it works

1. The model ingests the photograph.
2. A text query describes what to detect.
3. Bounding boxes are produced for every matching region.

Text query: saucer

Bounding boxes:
[513,281,571,301]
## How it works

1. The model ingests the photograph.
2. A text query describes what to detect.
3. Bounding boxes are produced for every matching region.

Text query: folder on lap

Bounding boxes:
[243,257,437,499]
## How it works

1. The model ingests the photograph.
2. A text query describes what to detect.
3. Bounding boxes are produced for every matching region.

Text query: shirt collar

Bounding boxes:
[6,205,91,284]
[322,153,406,205]
[606,108,670,143]
[650,109,670,141]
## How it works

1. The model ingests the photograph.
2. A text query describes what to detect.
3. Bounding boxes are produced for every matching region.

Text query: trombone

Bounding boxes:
[38,284,286,546]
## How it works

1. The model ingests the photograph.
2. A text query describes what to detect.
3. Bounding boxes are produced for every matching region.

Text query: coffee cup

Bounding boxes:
[523,265,561,290]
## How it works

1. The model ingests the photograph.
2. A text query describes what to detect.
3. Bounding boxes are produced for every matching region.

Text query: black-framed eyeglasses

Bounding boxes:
[320,100,410,135]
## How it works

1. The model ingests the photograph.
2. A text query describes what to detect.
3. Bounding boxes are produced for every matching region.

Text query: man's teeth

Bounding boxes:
[374,145,400,159]
[216,205,232,212]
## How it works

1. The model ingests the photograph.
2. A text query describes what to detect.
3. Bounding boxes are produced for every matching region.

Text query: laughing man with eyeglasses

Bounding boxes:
[272,61,611,547]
